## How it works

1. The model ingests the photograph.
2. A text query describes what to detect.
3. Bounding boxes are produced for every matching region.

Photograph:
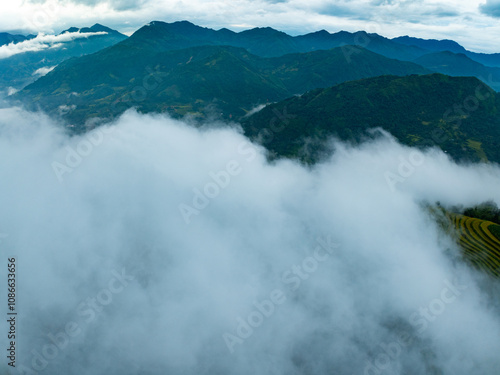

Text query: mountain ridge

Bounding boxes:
[14,44,429,128]
[393,35,500,68]
[242,74,500,164]
[59,23,126,37]
[0,32,36,47]
[414,51,500,90]
[0,24,128,91]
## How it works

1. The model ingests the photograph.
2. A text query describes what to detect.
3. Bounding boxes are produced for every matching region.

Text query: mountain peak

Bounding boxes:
[218,27,236,36]
[61,27,79,34]
[239,26,289,38]
[173,20,196,27]
[392,35,467,54]
[316,29,330,35]
[0,32,33,47]
[301,29,331,38]
[141,20,211,35]
[89,23,113,32]
[59,24,122,36]
[146,21,164,26]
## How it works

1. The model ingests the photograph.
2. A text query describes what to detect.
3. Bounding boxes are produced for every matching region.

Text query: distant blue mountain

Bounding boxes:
[414,51,500,91]
[0,24,127,91]
[394,35,500,68]
[122,20,427,61]
[0,32,35,47]
[393,36,467,54]
[59,23,126,37]
[124,21,500,69]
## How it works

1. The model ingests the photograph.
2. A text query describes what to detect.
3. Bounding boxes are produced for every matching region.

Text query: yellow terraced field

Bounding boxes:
[446,213,500,277]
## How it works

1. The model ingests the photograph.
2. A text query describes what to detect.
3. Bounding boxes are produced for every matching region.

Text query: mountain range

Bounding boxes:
[0,24,127,91]
[115,21,500,67]
[393,35,500,68]
[242,74,500,164]
[6,20,500,96]
[4,20,500,165]
[10,21,500,122]
[0,32,35,46]
[15,44,428,127]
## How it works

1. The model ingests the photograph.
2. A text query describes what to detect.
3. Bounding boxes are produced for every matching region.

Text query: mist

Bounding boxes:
[1,107,499,375]
[0,31,108,59]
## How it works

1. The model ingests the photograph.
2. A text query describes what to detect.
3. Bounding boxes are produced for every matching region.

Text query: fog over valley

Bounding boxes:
[0,107,499,375]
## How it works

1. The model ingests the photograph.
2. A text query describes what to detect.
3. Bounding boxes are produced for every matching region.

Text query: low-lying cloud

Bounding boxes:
[0,31,108,59]
[32,65,56,77]
[0,107,499,375]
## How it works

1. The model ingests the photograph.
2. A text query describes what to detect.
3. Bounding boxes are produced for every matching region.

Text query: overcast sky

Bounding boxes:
[0,0,499,53]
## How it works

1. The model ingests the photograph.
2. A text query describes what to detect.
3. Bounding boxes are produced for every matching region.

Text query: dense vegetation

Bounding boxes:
[414,51,500,91]
[243,74,500,164]
[14,45,428,130]
[8,21,500,168]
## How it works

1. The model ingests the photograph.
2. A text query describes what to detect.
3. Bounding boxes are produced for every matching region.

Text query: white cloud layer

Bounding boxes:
[0,107,499,375]
[32,65,56,77]
[0,31,107,59]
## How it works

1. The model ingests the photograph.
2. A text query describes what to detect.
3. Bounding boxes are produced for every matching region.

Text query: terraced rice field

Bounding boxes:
[446,213,500,277]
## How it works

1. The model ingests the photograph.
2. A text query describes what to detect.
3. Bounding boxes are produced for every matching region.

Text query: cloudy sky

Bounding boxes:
[1,0,500,53]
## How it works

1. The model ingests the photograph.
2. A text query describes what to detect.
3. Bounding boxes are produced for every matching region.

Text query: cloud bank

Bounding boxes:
[0,31,107,59]
[0,107,499,375]
[32,65,56,77]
